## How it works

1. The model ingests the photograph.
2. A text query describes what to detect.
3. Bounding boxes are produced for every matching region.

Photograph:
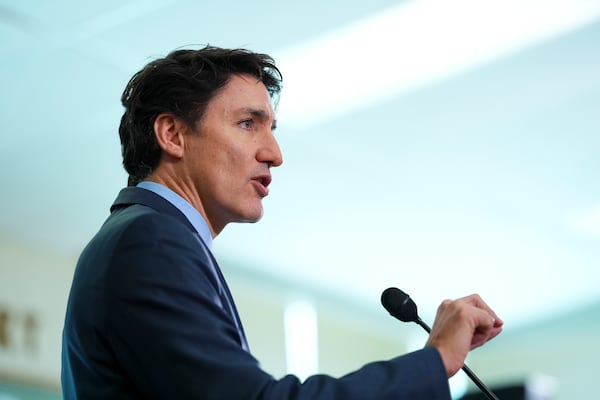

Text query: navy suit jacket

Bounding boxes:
[62,187,451,399]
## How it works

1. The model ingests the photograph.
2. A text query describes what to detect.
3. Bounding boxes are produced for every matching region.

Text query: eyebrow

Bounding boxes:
[242,108,277,130]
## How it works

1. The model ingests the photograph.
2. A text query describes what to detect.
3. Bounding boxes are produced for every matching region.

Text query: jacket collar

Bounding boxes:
[110,186,196,233]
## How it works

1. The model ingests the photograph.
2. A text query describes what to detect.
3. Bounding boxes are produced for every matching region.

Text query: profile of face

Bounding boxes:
[184,74,283,235]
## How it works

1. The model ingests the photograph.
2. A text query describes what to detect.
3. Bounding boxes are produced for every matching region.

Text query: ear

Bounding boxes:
[153,113,186,159]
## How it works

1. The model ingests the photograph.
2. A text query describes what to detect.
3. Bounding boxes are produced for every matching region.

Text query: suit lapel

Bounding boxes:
[111,187,250,351]
[192,234,250,352]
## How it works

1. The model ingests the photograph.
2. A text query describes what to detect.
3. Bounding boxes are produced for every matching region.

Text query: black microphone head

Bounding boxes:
[381,287,419,323]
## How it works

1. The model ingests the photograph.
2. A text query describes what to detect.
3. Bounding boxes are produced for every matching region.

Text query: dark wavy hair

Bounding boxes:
[118,45,283,186]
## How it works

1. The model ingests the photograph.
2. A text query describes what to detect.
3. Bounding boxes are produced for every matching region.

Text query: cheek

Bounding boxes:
[202,138,251,190]
[214,150,245,188]
[223,143,251,171]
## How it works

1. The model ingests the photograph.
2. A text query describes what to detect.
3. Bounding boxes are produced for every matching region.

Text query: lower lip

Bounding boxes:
[251,180,269,197]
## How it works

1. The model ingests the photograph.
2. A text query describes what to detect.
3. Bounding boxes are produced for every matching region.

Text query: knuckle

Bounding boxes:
[439,299,453,310]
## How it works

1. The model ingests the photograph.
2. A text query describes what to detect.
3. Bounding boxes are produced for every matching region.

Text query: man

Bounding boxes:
[62,45,503,399]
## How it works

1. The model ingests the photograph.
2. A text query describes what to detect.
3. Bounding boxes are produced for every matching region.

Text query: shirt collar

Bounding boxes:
[136,181,213,250]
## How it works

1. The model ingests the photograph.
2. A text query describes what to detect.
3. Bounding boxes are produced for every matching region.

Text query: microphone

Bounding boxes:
[381,287,500,400]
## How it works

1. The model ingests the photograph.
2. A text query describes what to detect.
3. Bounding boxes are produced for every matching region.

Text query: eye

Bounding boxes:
[239,119,254,130]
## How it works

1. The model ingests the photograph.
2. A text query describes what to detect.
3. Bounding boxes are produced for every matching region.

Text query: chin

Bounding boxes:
[237,208,264,224]
[247,213,264,223]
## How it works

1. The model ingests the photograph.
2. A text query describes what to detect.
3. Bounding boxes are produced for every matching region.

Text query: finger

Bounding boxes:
[470,306,503,348]
[462,294,504,327]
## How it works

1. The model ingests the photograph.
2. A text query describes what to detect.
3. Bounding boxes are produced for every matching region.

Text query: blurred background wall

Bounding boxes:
[1,1,599,399]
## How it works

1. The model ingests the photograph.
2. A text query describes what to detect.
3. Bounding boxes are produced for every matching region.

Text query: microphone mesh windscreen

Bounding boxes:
[381,287,419,323]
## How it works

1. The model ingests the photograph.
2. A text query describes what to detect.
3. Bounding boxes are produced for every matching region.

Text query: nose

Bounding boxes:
[257,131,283,168]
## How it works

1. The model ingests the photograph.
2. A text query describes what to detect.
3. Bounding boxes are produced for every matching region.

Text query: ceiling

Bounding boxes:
[1,0,599,329]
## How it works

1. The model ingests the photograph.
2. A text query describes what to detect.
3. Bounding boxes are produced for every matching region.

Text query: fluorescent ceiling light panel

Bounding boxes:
[276,0,600,126]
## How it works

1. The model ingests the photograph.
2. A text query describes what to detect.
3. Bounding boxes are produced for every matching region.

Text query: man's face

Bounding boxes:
[185,73,283,235]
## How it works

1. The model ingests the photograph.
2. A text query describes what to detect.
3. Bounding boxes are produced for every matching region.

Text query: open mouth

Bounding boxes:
[255,175,271,187]
[251,174,272,196]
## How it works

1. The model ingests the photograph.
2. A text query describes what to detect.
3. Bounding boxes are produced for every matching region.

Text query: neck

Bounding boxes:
[144,172,223,239]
